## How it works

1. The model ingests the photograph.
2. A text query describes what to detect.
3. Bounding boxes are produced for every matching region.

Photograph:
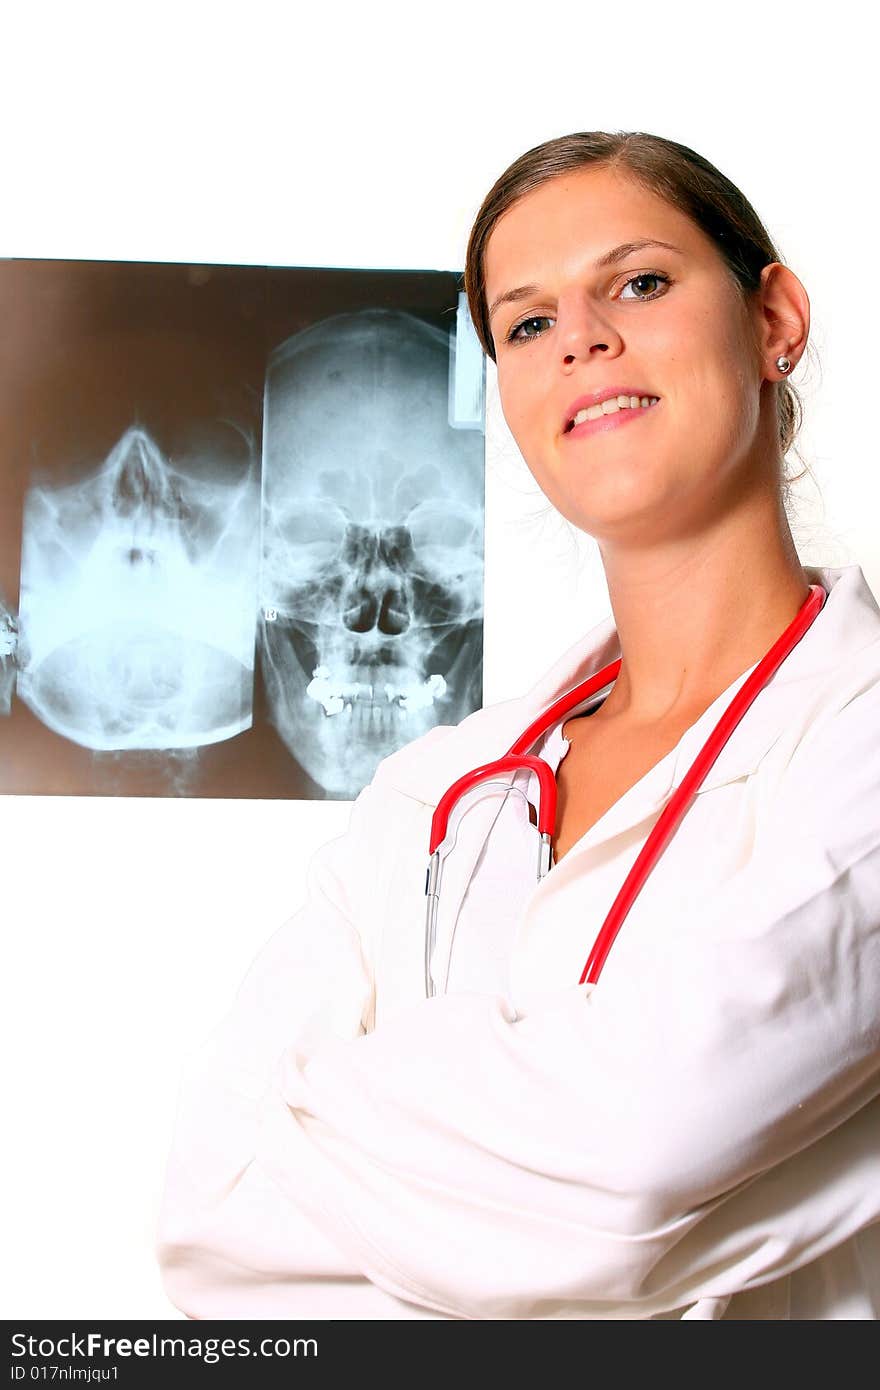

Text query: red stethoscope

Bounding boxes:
[424,584,827,999]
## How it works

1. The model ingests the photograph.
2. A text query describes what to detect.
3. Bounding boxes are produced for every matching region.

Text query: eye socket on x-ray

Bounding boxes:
[277,504,348,549]
[407,500,482,552]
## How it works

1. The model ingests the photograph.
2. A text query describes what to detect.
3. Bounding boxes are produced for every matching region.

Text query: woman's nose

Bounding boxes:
[555,291,622,363]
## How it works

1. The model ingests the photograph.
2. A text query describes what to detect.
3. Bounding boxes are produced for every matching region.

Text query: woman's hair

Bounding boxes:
[463,130,813,496]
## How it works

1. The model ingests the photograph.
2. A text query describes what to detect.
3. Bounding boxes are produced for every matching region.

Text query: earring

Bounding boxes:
[775,354,792,374]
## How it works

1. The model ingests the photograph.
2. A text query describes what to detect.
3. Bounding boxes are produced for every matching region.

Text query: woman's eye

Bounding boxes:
[506,315,551,345]
[619,271,671,301]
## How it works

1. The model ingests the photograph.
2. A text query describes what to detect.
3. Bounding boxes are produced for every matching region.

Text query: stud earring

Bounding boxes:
[775,354,792,374]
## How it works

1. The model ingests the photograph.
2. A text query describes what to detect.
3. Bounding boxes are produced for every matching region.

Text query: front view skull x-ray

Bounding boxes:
[260,308,485,798]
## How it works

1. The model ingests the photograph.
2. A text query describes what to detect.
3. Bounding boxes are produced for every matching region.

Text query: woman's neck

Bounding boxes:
[595,502,810,728]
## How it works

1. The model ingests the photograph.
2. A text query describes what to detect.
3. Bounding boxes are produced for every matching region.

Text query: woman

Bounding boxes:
[157,131,880,1319]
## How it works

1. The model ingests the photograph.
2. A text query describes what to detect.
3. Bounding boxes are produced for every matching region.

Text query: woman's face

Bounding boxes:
[484,166,774,545]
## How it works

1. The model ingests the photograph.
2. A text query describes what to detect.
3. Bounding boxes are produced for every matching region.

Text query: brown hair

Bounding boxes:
[464,130,813,493]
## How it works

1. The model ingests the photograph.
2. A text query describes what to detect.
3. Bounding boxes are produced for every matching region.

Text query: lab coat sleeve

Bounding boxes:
[253,688,880,1320]
[156,778,407,1319]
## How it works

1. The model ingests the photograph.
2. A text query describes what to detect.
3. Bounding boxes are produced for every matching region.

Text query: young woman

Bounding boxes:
[157,131,880,1320]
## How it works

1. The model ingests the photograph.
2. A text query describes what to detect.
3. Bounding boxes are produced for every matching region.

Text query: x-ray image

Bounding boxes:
[259,308,484,798]
[0,588,16,716]
[0,259,485,800]
[17,424,260,752]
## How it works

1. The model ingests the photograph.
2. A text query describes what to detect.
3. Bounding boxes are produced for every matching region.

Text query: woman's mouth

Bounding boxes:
[564,395,661,441]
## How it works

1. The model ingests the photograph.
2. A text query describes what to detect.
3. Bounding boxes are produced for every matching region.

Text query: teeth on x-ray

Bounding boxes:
[259,307,485,798]
[304,664,448,717]
[17,425,260,751]
[0,594,17,716]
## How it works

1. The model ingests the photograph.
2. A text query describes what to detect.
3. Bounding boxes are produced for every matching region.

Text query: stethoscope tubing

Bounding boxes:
[579,583,825,983]
[424,583,826,999]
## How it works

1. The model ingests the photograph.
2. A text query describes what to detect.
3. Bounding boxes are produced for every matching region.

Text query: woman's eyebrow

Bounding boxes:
[487,239,684,323]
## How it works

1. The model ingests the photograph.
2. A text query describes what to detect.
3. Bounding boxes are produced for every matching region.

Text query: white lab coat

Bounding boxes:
[156,562,880,1320]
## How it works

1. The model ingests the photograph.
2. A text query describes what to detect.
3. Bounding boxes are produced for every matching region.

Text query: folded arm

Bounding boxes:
[155,781,439,1319]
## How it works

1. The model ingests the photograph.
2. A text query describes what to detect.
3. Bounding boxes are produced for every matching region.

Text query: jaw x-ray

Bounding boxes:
[0,261,486,801]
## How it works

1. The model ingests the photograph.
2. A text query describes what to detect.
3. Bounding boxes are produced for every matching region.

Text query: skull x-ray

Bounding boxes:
[0,260,485,799]
[17,424,260,750]
[259,308,484,798]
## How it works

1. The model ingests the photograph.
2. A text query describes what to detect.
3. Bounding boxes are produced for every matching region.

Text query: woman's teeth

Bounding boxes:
[570,395,659,428]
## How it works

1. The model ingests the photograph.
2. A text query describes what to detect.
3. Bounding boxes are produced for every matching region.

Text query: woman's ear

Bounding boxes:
[757,262,810,376]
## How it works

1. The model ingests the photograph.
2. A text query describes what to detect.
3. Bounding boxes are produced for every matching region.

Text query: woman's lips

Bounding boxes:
[564,400,661,441]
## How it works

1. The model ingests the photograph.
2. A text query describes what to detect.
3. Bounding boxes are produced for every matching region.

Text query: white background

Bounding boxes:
[1,0,875,1318]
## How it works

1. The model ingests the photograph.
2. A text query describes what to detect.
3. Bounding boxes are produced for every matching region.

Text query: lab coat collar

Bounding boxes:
[378,564,880,821]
